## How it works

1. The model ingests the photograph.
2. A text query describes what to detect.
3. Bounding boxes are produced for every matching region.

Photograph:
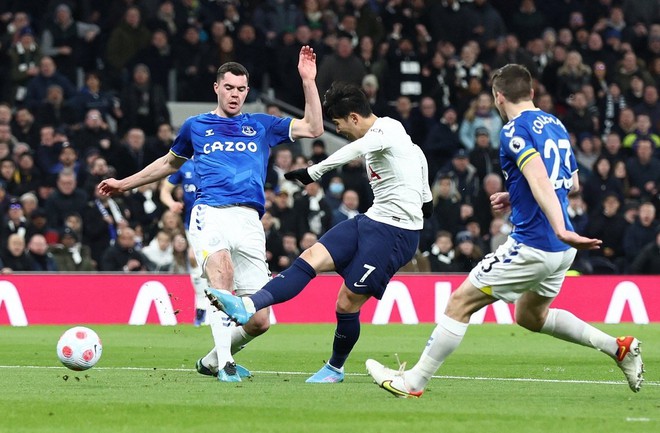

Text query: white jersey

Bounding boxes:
[308,117,432,230]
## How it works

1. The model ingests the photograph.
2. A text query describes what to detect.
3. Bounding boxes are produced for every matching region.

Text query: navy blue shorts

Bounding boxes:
[319,214,419,299]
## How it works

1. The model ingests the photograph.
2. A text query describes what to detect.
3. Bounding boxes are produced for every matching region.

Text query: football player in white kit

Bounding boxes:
[365,64,645,397]
[207,81,434,383]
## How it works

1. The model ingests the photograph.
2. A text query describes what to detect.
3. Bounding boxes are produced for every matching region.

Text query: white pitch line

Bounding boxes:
[0,365,657,388]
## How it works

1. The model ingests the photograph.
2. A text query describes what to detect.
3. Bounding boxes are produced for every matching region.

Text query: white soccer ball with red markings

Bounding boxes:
[56,326,103,371]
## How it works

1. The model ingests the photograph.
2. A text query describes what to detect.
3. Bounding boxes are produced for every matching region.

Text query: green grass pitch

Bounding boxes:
[0,323,657,433]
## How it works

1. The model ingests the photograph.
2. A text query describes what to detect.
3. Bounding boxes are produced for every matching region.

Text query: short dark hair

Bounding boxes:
[216,62,249,83]
[323,82,372,119]
[491,64,533,104]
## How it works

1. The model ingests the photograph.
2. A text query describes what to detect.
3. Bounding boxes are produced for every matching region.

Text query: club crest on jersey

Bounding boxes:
[205,129,214,136]
[241,126,257,136]
[509,136,525,154]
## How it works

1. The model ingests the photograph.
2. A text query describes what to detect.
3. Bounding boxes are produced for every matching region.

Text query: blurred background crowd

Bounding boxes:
[0,0,659,275]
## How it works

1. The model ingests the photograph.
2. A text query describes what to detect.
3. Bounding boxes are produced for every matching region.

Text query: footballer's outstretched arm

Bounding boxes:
[291,45,324,139]
[98,152,185,196]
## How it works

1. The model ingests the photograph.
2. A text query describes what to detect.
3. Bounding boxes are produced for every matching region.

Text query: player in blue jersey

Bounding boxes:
[205,82,434,383]
[366,64,645,398]
[159,159,209,326]
[98,46,324,382]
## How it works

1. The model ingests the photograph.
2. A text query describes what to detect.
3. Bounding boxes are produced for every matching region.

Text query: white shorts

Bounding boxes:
[188,204,270,296]
[468,237,577,303]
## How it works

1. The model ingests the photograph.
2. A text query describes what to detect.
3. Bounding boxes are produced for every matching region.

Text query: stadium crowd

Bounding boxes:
[0,0,659,275]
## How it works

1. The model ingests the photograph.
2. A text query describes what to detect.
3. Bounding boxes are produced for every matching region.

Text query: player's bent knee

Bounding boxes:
[244,309,270,335]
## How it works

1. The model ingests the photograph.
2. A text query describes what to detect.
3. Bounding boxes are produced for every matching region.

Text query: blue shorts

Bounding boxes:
[319,214,419,299]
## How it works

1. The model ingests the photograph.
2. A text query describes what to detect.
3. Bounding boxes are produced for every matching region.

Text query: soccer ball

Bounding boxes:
[56,326,103,371]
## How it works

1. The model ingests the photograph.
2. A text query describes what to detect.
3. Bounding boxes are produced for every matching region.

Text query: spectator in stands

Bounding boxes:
[81,155,109,197]
[453,230,483,273]
[24,56,77,111]
[120,128,161,178]
[625,138,660,201]
[129,29,174,99]
[473,173,504,237]
[18,192,39,220]
[331,189,359,227]
[431,173,462,236]
[174,25,206,102]
[118,64,170,136]
[251,0,304,48]
[421,49,456,112]
[622,113,660,150]
[562,91,599,138]
[44,168,88,230]
[582,155,624,212]
[280,231,300,271]
[574,133,601,179]
[141,229,173,272]
[468,127,500,183]
[269,189,296,235]
[1,197,28,247]
[623,201,658,266]
[105,6,152,89]
[122,181,162,241]
[409,96,439,149]
[316,32,366,98]
[458,92,502,150]
[292,181,333,240]
[261,210,286,273]
[586,193,628,274]
[39,3,101,84]
[71,109,117,156]
[424,230,459,273]
[629,228,660,275]
[50,226,95,272]
[99,226,153,272]
[51,142,81,178]
[615,51,654,95]
[441,148,480,206]
[35,84,77,129]
[0,158,18,195]
[7,26,41,105]
[509,0,546,45]
[383,35,424,104]
[69,72,122,124]
[633,84,660,131]
[0,233,35,273]
[25,208,58,244]
[26,233,57,271]
[323,176,345,210]
[612,107,638,145]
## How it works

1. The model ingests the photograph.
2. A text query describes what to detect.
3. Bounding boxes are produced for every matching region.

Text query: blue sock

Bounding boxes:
[250,257,316,310]
[328,311,361,369]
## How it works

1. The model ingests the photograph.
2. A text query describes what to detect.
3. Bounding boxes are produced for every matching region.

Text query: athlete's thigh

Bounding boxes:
[536,247,576,298]
[232,207,270,296]
[330,216,418,300]
[318,216,360,272]
[468,237,553,303]
[188,205,253,277]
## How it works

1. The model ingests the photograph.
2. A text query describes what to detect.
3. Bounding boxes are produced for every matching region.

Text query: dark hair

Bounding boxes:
[491,64,533,104]
[323,82,372,119]
[216,62,249,83]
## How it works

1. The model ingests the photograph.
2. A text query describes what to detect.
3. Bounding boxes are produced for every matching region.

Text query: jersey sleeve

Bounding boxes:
[170,117,194,159]
[501,124,539,171]
[252,113,294,147]
[307,132,384,180]
[166,169,183,186]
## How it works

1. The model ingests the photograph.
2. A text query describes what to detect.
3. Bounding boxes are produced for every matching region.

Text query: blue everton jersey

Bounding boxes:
[170,112,293,216]
[499,109,577,252]
[166,159,199,229]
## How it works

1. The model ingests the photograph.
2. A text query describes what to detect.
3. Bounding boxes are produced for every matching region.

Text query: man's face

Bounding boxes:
[332,115,360,141]
[214,72,249,117]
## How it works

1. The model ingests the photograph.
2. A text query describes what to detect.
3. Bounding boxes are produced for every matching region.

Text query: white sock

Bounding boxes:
[231,326,255,355]
[407,314,468,391]
[540,308,618,357]
[209,309,235,366]
[201,347,218,371]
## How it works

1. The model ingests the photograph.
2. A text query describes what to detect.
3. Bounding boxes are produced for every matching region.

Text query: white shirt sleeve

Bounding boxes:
[307,132,384,180]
